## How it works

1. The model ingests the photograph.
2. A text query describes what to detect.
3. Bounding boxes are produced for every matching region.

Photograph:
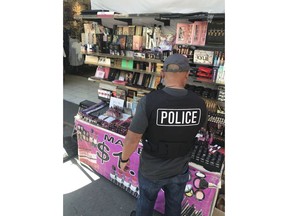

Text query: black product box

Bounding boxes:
[205,20,225,46]
[79,100,97,109]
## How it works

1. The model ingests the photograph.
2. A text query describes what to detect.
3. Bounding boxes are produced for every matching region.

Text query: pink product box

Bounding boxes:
[176,23,193,45]
[191,21,208,46]
[176,22,208,46]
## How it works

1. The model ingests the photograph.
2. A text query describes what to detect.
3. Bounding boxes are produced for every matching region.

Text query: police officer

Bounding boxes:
[120,54,207,216]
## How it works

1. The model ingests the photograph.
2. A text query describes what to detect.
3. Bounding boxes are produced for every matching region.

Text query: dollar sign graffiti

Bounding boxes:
[97,142,110,164]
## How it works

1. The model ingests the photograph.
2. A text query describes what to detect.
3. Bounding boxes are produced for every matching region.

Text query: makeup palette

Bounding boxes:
[194,178,201,189]
[195,190,205,201]
[184,169,216,203]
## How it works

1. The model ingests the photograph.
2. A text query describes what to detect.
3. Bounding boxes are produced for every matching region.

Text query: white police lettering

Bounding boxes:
[156,108,201,126]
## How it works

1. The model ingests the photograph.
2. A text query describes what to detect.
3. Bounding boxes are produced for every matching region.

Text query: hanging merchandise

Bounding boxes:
[69,37,84,66]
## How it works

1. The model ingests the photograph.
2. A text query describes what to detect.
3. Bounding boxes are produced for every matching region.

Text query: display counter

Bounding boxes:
[75,116,222,216]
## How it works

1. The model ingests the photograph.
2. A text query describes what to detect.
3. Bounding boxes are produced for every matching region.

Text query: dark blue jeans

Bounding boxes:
[136,169,189,216]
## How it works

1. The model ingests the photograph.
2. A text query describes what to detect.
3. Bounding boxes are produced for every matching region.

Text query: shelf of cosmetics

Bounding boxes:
[77,101,133,136]
[96,85,224,115]
[176,46,225,85]
[84,51,224,87]
[185,84,225,103]
[83,50,163,64]
[85,54,163,76]
[84,46,224,68]
[190,137,225,173]
[206,113,225,141]
[80,19,224,54]
[81,23,167,52]
[96,84,225,114]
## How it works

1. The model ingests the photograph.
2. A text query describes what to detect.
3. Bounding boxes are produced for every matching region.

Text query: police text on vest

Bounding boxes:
[156,108,201,126]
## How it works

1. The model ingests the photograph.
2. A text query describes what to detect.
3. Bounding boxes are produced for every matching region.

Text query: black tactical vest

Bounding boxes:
[142,89,207,159]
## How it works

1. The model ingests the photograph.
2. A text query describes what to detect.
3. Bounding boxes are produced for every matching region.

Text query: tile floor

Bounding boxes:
[63,74,101,105]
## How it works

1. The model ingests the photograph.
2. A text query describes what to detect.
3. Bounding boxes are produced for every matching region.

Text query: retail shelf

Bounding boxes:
[88,76,153,93]
[84,61,161,76]
[89,76,224,107]
[83,51,163,64]
[189,76,225,86]
[202,98,225,108]
[193,44,225,51]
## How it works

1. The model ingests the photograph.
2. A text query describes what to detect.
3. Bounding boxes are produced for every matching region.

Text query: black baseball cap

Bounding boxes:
[163,54,190,72]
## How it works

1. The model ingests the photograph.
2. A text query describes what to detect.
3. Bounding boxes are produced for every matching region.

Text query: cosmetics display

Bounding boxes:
[185,84,218,101]
[217,86,225,102]
[75,118,142,200]
[79,100,97,110]
[190,140,225,173]
[175,21,208,46]
[110,165,140,198]
[196,66,213,79]
[98,89,112,101]
[79,104,132,136]
[193,50,214,66]
[77,16,225,215]
[213,51,225,67]
[208,112,225,125]
[76,114,222,216]
[205,20,225,46]
[180,166,221,216]
[176,45,194,58]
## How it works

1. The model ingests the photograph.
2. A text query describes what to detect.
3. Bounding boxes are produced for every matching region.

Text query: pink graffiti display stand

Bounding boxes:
[75,118,221,216]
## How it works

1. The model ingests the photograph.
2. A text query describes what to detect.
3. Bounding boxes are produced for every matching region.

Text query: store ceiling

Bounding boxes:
[90,0,225,14]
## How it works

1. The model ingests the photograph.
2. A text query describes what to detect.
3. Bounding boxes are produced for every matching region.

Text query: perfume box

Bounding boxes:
[112,35,119,44]
[122,26,129,35]
[117,26,123,35]
[133,36,143,51]
[126,36,133,50]
[84,55,98,65]
[118,35,127,50]
[135,26,143,36]
[190,21,208,46]
[95,66,110,79]
[176,23,191,45]
[193,50,214,65]
[128,26,135,35]
[121,59,133,69]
